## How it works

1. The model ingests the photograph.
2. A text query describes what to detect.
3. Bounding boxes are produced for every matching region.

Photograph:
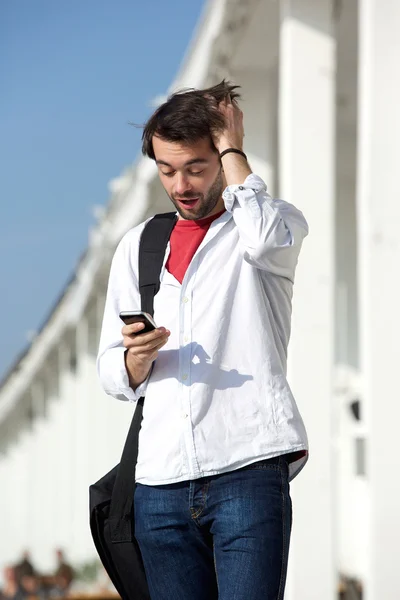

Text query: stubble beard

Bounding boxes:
[170,169,224,221]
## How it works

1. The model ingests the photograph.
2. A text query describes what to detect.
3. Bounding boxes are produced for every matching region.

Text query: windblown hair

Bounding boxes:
[141,80,241,159]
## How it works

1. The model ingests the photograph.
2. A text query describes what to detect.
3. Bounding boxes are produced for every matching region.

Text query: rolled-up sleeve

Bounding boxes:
[97,346,150,402]
[223,174,309,281]
[97,225,150,403]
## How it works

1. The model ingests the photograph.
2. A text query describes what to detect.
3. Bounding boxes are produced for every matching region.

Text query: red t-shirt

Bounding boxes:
[166,210,225,283]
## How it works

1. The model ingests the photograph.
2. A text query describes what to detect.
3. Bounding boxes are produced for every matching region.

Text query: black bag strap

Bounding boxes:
[139,212,177,316]
[109,212,177,541]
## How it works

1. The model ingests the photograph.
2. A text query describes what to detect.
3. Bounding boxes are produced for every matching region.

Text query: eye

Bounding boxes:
[188,170,204,176]
[161,171,175,177]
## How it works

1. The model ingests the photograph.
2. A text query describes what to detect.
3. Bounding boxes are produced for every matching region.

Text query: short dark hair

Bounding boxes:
[141,80,241,160]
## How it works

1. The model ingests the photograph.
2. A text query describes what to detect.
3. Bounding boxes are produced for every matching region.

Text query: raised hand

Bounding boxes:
[212,97,245,154]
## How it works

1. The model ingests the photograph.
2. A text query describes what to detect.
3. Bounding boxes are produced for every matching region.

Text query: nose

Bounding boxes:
[174,172,192,196]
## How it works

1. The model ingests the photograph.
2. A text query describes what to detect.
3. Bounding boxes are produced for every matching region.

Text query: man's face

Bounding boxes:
[153,136,225,220]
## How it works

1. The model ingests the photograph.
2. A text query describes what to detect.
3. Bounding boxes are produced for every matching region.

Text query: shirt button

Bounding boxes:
[182,413,188,419]
[238,186,245,190]
[182,297,189,303]
[182,374,188,381]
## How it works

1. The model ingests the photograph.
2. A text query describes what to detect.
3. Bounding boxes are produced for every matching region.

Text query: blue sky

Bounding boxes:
[0,0,205,380]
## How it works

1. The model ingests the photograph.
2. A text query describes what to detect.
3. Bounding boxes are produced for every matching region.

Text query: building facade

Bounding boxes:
[1,0,400,598]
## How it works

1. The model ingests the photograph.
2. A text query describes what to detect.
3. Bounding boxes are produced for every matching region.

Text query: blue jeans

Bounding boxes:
[134,456,292,600]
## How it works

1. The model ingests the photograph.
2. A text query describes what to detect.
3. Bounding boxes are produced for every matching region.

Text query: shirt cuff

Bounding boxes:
[222,174,267,212]
[98,346,152,403]
[120,353,152,402]
[131,373,151,401]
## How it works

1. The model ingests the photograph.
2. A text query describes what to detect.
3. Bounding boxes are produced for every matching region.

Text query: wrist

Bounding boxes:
[125,351,152,390]
[219,148,247,161]
[219,152,252,187]
[217,142,243,153]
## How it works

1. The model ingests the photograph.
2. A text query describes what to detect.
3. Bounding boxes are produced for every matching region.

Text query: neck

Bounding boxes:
[204,197,225,219]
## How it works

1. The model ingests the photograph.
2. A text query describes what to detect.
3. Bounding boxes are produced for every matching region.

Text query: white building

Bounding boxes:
[1,0,399,598]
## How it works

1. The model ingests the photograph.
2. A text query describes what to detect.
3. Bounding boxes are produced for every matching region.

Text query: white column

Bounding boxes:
[2,440,22,564]
[357,1,400,598]
[52,342,72,550]
[94,288,133,478]
[58,336,79,559]
[31,379,46,420]
[278,1,336,599]
[70,317,92,562]
[233,67,279,194]
[29,377,51,569]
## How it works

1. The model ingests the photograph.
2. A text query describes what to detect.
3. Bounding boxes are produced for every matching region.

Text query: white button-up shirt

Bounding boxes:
[97,174,309,483]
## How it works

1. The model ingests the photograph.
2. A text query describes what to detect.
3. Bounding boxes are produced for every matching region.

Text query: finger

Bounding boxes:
[226,94,238,108]
[121,322,145,335]
[122,324,168,339]
[128,337,169,359]
[143,337,169,357]
[136,329,169,347]
[219,99,237,114]
[125,332,170,351]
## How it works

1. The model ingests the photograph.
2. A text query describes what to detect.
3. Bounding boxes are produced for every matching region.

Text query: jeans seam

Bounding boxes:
[213,543,219,593]
[277,460,287,600]
[190,481,209,521]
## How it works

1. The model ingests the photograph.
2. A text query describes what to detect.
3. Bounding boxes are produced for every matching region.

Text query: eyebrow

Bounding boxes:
[155,158,209,168]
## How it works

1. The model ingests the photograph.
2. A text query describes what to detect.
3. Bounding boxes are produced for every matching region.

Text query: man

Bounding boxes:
[0,566,24,600]
[97,81,309,600]
[13,552,35,586]
[52,549,74,595]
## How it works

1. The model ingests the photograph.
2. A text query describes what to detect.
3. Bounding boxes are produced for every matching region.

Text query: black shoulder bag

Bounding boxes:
[89,212,177,600]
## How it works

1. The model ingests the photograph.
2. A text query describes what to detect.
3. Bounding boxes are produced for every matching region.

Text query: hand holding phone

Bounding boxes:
[120,311,170,390]
[120,310,170,361]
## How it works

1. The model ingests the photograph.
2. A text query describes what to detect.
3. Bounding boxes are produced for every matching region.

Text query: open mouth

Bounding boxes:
[176,198,200,209]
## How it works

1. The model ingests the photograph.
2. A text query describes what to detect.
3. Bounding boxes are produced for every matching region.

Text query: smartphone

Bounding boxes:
[119,311,157,333]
